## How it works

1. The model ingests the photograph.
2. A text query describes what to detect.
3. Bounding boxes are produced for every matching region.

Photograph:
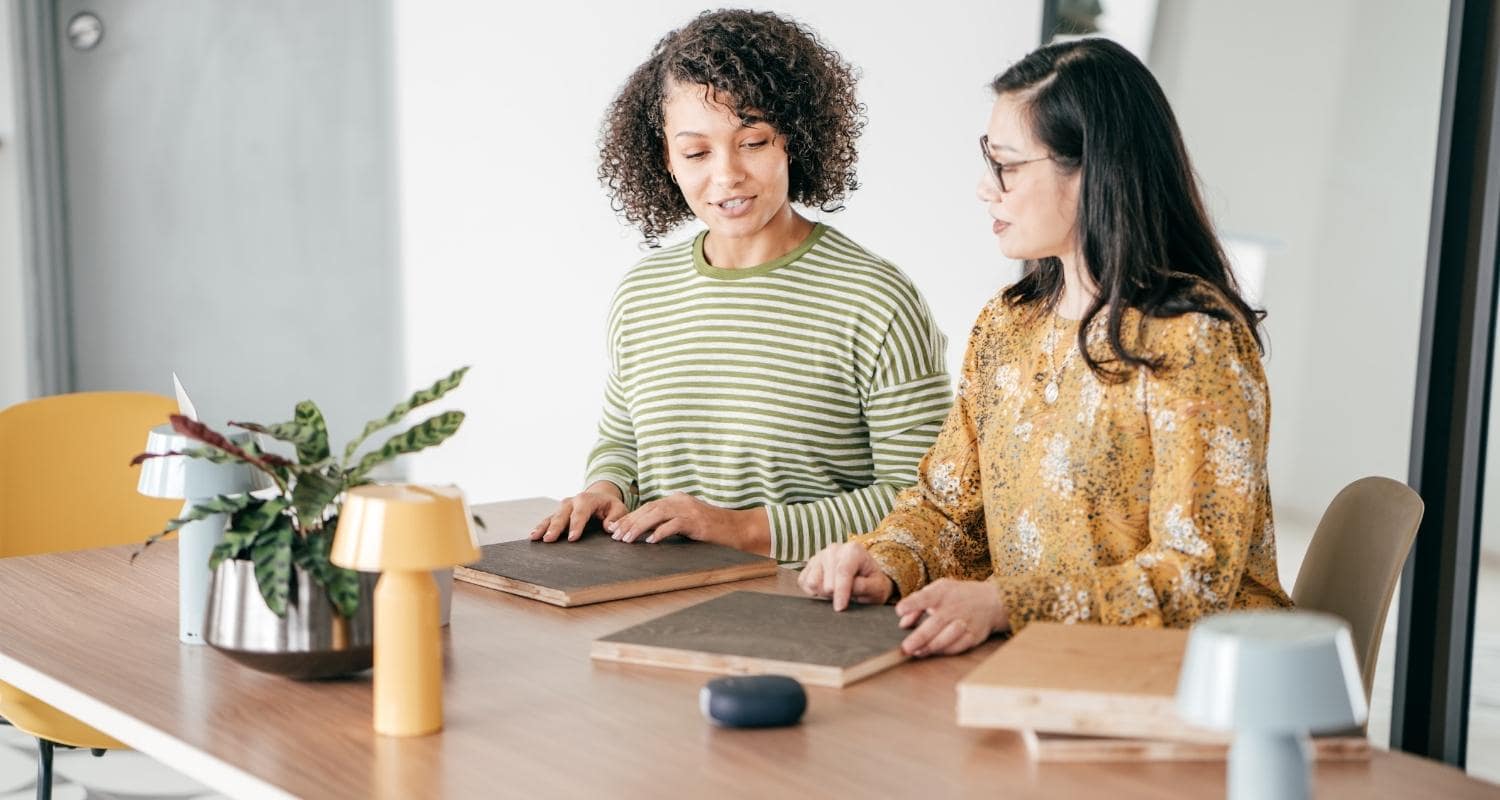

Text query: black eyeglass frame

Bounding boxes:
[979,134,1054,192]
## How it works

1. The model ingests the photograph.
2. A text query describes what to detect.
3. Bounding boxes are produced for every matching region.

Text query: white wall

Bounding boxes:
[393,1,1042,503]
[0,6,30,408]
[1150,0,1447,526]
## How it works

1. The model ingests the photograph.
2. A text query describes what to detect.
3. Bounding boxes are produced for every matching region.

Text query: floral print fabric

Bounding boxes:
[852,292,1293,631]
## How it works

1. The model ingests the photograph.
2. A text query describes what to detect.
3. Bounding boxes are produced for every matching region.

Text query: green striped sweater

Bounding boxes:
[584,223,952,561]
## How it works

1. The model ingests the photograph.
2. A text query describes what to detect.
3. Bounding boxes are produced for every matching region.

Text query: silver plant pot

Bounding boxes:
[203,559,376,680]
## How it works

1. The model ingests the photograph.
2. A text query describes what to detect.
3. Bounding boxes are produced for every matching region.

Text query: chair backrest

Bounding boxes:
[1291,476,1424,701]
[0,392,181,558]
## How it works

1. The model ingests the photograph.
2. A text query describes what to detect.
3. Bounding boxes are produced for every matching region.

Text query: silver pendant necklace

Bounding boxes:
[1043,315,1075,405]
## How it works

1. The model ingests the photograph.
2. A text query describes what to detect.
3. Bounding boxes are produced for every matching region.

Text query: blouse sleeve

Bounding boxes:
[991,313,1273,630]
[848,302,998,599]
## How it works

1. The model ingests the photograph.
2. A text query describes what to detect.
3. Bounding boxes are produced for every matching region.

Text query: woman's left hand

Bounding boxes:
[608,492,770,555]
[894,578,1011,658]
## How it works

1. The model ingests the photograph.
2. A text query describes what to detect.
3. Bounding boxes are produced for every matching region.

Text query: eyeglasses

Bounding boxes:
[979,135,1053,192]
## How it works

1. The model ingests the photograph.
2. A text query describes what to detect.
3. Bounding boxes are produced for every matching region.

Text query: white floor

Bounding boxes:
[0,724,223,800]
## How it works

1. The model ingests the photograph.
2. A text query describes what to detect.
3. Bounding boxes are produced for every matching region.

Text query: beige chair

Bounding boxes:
[1291,476,1424,701]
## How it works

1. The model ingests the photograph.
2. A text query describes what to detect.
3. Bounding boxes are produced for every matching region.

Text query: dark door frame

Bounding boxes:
[1394,0,1500,767]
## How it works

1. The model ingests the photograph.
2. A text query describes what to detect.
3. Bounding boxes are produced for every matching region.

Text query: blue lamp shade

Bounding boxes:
[1176,610,1368,800]
[1175,610,1367,733]
[136,424,268,499]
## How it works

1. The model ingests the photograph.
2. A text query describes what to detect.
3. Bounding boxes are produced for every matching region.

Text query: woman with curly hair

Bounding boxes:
[529,10,951,560]
[800,38,1292,653]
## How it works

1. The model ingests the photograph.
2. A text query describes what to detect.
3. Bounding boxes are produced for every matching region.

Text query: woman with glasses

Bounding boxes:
[799,37,1292,655]
[530,10,951,561]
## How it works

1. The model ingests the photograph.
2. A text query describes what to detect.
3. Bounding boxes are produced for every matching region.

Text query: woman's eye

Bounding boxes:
[744,140,768,149]
[684,151,707,160]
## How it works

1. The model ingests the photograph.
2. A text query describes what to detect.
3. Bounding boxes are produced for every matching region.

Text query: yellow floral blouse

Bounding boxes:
[852,291,1293,631]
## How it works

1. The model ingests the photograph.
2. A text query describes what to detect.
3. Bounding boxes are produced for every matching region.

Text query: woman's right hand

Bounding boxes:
[798,542,895,611]
[530,482,628,542]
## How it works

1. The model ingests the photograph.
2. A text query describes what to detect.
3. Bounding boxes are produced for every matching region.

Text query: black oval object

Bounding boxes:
[699,675,807,727]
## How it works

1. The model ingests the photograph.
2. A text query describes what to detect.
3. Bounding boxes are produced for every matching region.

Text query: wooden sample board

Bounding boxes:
[454,533,777,607]
[957,622,1369,761]
[591,590,909,687]
[1021,730,1369,763]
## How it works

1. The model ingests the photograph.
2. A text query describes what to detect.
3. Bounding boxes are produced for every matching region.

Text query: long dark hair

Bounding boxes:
[995,38,1264,379]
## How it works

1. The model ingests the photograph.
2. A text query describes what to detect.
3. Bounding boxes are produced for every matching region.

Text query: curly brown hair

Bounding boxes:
[598,9,867,246]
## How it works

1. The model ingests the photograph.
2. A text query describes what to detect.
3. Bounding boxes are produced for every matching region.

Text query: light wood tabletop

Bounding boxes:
[0,497,1494,799]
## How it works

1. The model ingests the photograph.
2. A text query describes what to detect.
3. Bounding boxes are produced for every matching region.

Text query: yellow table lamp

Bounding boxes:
[331,484,479,737]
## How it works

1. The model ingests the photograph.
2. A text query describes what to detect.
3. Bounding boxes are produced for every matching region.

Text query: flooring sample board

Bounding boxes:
[591,591,909,687]
[1021,730,1370,763]
[454,534,778,607]
[959,622,1223,744]
[958,622,1375,761]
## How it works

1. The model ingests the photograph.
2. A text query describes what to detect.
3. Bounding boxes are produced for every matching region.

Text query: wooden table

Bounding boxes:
[0,498,1494,798]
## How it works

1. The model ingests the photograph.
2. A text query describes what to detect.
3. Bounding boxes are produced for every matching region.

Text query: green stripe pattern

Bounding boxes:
[584,224,952,561]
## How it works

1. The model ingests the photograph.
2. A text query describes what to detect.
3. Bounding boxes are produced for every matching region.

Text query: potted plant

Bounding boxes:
[133,366,472,678]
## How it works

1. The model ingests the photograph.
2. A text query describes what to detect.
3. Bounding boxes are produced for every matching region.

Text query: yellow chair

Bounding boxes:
[0,392,180,799]
[1291,476,1425,702]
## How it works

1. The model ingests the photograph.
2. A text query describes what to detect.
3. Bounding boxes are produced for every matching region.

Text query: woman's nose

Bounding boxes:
[977,173,1002,203]
[714,153,746,188]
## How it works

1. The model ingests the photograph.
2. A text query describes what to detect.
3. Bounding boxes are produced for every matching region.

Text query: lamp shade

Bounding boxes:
[137,424,267,499]
[330,484,480,572]
[1175,610,1367,733]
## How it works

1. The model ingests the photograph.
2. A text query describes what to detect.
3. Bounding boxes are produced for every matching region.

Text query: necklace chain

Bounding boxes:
[1043,314,1074,405]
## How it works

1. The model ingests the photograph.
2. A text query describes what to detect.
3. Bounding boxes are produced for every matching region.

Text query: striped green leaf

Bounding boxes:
[349,410,465,481]
[212,496,291,568]
[208,539,243,571]
[343,366,469,464]
[251,517,295,617]
[229,496,290,534]
[130,446,242,468]
[232,400,331,465]
[290,469,341,531]
[132,493,255,562]
[294,529,361,618]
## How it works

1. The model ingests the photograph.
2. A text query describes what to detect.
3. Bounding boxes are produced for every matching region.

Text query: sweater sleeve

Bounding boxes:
[765,289,952,562]
[581,366,639,510]
[581,286,640,509]
[989,314,1279,631]
[848,301,995,597]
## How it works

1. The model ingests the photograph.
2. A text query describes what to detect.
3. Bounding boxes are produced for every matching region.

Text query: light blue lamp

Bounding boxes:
[1175,610,1367,800]
[137,425,266,644]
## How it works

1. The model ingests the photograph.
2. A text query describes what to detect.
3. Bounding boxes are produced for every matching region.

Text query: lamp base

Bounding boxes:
[374,569,443,736]
[1229,731,1311,800]
[178,506,228,645]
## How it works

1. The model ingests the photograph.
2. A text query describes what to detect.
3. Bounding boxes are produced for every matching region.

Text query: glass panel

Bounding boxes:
[1103,0,1450,752]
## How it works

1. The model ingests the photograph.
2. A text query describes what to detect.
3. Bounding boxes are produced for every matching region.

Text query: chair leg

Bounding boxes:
[35,738,53,800]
